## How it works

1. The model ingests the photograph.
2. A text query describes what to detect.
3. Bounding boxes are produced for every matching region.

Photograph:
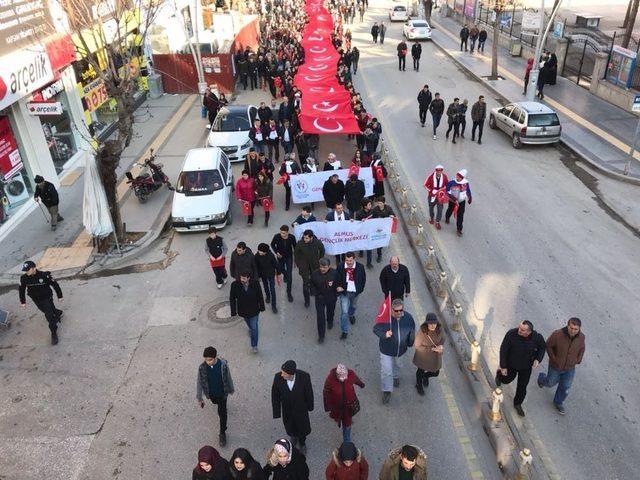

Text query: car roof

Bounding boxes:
[222,104,254,116]
[510,101,556,114]
[182,148,222,171]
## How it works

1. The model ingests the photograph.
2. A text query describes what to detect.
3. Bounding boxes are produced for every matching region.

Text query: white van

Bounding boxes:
[171,147,233,232]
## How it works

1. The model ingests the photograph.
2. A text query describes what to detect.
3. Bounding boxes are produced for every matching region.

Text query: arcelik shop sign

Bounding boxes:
[0,47,55,111]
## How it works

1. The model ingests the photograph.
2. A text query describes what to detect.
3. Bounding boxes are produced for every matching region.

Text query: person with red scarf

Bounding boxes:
[323,364,365,443]
[266,119,281,163]
[336,252,366,340]
[235,170,257,225]
[423,165,449,230]
[192,445,228,480]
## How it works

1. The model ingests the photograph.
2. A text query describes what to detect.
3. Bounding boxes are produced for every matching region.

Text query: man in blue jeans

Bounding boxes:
[538,317,586,415]
[429,92,445,140]
[336,252,366,340]
[229,271,265,353]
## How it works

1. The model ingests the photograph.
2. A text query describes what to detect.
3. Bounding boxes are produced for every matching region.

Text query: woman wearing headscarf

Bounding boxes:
[523,58,534,95]
[412,313,444,396]
[263,438,310,479]
[193,445,229,480]
[325,441,369,480]
[228,448,266,480]
[545,53,558,85]
[323,364,365,443]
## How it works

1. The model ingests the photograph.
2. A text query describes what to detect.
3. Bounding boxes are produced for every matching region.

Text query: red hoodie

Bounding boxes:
[235,177,256,202]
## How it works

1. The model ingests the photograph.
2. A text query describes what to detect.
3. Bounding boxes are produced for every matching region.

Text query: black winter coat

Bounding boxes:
[255,251,281,278]
[336,261,366,295]
[310,268,339,300]
[429,98,445,116]
[271,370,314,437]
[344,179,365,212]
[379,264,411,300]
[229,279,265,318]
[34,181,59,207]
[322,179,345,209]
[271,234,297,259]
[417,89,432,109]
[230,248,257,280]
[263,447,309,480]
[499,328,546,370]
[411,43,422,58]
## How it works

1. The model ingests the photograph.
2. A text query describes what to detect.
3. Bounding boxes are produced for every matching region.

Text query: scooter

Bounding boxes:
[125,149,173,203]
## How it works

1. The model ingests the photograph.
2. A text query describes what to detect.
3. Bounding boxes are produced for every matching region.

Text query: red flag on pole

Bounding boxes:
[375,294,392,325]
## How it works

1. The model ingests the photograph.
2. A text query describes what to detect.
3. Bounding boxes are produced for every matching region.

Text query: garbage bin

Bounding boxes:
[147,73,164,99]
[509,40,522,57]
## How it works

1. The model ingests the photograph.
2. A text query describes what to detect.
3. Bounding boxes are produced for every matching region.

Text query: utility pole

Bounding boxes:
[527,0,563,101]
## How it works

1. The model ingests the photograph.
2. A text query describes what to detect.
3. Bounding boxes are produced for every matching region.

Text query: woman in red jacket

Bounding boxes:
[235,170,257,225]
[325,441,369,480]
[323,364,365,443]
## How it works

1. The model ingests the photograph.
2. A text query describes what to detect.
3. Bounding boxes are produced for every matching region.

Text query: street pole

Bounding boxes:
[527,0,563,101]
[624,116,640,175]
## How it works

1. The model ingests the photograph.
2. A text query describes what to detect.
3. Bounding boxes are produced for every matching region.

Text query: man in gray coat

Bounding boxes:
[196,346,234,447]
[471,95,486,145]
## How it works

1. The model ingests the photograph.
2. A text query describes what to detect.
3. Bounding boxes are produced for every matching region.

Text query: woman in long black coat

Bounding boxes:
[271,361,314,450]
[263,438,310,480]
[545,53,558,85]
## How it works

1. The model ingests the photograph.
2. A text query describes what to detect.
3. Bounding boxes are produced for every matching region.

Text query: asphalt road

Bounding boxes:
[0,88,502,479]
[352,1,640,478]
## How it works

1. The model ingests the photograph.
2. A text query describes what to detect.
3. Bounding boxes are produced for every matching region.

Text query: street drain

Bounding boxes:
[206,301,237,325]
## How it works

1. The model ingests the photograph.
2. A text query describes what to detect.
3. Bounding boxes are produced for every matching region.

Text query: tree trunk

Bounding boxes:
[97,143,124,241]
[491,13,500,79]
[622,0,640,49]
[622,0,633,28]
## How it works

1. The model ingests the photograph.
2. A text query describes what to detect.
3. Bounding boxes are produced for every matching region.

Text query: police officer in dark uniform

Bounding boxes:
[19,261,64,344]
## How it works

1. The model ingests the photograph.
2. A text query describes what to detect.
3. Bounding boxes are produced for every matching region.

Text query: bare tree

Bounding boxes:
[480,0,515,80]
[57,0,164,240]
[622,0,640,49]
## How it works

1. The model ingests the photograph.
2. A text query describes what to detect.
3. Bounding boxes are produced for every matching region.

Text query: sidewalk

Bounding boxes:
[0,93,198,282]
[430,13,640,182]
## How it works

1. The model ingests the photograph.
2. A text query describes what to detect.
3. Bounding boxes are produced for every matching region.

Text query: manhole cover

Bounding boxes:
[206,301,237,325]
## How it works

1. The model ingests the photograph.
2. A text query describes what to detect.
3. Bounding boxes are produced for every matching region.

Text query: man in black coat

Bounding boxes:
[272,360,314,455]
[496,321,546,417]
[255,243,282,314]
[19,260,63,344]
[344,174,365,217]
[230,272,265,353]
[411,41,422,71]
[322,174,345,213]
[34,175,63,231]
[379,256,411,301]
[229,242,257,280]
[417,85,432,128]
[335,252,366,340]
[459,25,470,51]
[271,225,297,302]
[309,257,339,343]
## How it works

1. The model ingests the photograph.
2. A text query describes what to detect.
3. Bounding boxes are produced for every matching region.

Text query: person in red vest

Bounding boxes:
[423,165,449,230]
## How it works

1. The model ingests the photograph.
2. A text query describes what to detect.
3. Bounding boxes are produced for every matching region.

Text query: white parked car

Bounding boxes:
[403,19,432,40]
[389,5,408,21]
[171,147,233,232]
[207,104,257,162]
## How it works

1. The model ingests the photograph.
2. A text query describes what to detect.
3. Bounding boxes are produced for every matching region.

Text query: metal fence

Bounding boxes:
[474,5,540,48]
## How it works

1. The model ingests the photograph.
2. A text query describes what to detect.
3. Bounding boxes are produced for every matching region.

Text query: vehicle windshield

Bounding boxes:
[394,6,406,11]
[412,21,428,27]
[528,113,560,127]
[176,169,224,196]
[214,112,250,132]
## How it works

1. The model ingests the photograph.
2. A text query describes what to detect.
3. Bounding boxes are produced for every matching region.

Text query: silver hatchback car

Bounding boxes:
[489,101,561,149]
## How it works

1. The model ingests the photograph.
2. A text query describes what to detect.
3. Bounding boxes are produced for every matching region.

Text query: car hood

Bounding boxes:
[208,130,249,147]
[172,189,229,218]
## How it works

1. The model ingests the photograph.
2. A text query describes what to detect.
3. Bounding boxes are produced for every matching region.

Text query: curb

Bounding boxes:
[429,18,640,187]
[381,139,556,480]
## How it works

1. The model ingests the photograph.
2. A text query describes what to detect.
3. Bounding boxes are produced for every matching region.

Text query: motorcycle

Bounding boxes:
[125,149,173,203]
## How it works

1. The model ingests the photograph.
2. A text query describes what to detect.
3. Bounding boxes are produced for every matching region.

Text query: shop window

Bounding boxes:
[38,92,78,172]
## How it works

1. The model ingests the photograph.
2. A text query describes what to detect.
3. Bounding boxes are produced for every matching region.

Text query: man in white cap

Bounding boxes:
[445,169,473,237]
[423,165,449,230]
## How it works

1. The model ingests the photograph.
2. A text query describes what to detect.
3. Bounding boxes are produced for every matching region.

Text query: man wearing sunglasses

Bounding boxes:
[373,298,416,404]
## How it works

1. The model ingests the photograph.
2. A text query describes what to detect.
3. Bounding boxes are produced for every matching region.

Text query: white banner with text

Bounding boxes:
[290,167,374,204]
[294,218,392,255]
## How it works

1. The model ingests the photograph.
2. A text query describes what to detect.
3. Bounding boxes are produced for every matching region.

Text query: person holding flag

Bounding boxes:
[424,165,449,230]
[444,169,473,237]
[373,297,416,404]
